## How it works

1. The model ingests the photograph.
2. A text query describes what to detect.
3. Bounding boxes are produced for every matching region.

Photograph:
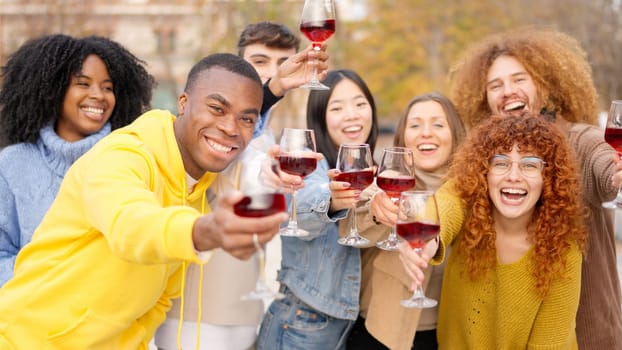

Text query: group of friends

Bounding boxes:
[0,19,620,350]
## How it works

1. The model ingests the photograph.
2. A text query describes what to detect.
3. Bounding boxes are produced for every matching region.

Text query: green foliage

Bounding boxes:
[2,0,619,118]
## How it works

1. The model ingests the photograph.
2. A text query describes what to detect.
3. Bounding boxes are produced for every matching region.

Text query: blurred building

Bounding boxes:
[0,0,373,134]
[0,0,223,110]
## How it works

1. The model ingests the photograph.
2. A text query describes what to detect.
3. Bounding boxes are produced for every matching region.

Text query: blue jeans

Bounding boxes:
[256,285,355,350]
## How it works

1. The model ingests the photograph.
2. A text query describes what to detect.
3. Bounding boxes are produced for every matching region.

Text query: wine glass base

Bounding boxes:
[241,285,285,301]
[602,200,622,210]
[376,238,402,251]
[241,290,285,301]
[400,296,438,309]
[337,235,370,247]
[300,81,330,90]
[279,227,310,237]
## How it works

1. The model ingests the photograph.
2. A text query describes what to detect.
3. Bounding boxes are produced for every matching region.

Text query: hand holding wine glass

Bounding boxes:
[277,128,318,237]
[334,144,375,247]
[375,147,416,251]
[603,100,622,209]
[299,0,336,90]
[396,190,440,308]
[235,158,287,301]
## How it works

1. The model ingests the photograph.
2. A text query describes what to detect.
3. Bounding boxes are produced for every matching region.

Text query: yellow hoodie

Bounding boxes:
[0,110,216,349]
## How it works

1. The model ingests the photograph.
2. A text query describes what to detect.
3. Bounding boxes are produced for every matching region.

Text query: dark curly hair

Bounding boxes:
[0,34,155,147]
[448,114,587,297]
[449,27,599,129]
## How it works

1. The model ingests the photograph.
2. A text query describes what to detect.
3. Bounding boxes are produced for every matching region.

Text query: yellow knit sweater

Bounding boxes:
[434,183,580,349]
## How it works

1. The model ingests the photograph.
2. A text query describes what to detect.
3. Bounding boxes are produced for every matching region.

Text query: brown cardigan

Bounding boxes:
[344,119,622,349]
[563,120,622,348]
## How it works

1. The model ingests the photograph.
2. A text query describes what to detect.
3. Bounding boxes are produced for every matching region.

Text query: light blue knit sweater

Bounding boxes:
[0,123,111,286]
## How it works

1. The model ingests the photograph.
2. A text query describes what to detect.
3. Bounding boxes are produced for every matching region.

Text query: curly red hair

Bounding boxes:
[449,27,599,129]
[448,114,587,297]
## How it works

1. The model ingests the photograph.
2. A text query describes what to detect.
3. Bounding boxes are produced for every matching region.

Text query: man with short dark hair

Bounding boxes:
[0,53,288,349]
[154,24,328,350]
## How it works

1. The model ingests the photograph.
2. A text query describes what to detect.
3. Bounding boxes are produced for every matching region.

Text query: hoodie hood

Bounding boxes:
[112,109,216,200]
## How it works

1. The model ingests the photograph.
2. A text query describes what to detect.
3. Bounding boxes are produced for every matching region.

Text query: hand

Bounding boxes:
[327,169,360,211]
[191,191,288,259]
[397,240,437,291]
[262,144,323,193]
[369,191,398,226]
[267,44,329,96]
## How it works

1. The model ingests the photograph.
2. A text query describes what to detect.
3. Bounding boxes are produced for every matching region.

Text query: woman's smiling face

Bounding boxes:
[325,78,373,147]
[487,145,543,223]
[403,100,453,172]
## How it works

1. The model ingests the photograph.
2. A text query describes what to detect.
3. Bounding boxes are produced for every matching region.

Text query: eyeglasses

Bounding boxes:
[489,155,546,178]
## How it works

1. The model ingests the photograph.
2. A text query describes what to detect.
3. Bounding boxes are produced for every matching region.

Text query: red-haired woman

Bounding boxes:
[401,114,587,349]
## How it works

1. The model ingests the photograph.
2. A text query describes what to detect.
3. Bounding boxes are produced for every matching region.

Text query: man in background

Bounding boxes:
[155,22,326,350]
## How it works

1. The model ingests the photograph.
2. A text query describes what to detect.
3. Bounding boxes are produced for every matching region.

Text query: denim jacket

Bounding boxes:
[277,159,361,320]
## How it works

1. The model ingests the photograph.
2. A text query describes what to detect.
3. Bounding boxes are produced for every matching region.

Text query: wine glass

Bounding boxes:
[235,158,286,301]
[603,100,622,209]
[375,147,416,251]
[396,190,440,308]
[277,128,318,237]
[299,0,336,90]
[335,144,375,247]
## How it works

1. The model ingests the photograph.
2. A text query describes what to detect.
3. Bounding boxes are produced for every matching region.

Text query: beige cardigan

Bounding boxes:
[341,171,446,350]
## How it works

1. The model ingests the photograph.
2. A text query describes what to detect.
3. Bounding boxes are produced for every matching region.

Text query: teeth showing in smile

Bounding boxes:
[343,126,362,133]
[504,102,526,112]
[501,188,526,200]
[418,144,437,151]
[82,107,104,116]
[207,139,233,153]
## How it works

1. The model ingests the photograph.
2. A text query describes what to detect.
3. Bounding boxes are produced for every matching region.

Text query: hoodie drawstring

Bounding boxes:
[177,183,207,350]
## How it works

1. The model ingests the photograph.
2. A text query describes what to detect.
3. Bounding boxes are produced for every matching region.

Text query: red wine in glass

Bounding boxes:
[376,175,416,199]
[336,143,374,247]
[396,221,440,249]
[277,155,318,177]
[234,193,287,218]
[335,170,374,191]
[300,19,336,46]
[299,0,336,90]
[605,127,622,156]
[398,190,439,308]
[603,100,622,209]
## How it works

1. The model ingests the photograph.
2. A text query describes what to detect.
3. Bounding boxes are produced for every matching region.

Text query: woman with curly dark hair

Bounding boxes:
[400,114,587,348]
[0,34,154,286]
[448,27,622,348]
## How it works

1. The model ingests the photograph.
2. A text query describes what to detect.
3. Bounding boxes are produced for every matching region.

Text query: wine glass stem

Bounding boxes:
[411,247,426,299]
[388,196,399,241]
[310,45,321,84]
[347,204,358,237]
[388,226,398,241]
[615,187,622,205]
[257,245,266,283]
[287,188,299,231]
[614,155,622,206]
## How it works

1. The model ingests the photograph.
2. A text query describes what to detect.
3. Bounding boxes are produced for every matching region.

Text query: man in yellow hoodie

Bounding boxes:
[0,53,292,349]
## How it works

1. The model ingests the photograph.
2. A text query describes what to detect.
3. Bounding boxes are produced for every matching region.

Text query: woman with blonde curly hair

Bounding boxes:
[401,114,587,348]
[447,27,622,348]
